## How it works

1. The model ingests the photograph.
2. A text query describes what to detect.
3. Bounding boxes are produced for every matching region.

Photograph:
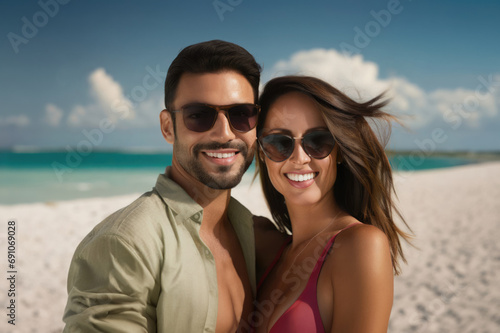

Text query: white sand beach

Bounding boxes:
[1,162,499,332]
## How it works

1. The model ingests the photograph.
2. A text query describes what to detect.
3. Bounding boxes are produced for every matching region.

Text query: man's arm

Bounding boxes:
[63,234,159,333]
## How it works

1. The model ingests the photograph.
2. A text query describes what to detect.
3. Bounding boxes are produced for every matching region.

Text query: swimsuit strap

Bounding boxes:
[267,222,362,333]
[257,236,292,290]
[258,222,360,290]
[309,222,361,281]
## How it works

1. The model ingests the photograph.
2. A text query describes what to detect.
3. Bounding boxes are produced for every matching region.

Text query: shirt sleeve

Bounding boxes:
[63,234,159,332]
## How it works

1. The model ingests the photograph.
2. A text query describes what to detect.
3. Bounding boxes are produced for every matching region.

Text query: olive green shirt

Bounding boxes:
[63,169,256,332]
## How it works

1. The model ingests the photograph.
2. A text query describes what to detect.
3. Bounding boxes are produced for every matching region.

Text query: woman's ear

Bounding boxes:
[336,149,343,165]
[160,110,175,144]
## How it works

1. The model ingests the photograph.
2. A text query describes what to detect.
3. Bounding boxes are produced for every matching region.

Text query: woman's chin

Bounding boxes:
[284,193,322,207]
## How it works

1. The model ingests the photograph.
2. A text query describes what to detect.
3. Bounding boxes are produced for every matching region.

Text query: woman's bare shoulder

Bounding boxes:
[337,223,389,247]
[325,223,394,332]
[329,222,392,276]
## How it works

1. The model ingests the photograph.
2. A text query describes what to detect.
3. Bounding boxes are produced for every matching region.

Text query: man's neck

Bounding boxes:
[168,162,232,232]
[199,193,232,234]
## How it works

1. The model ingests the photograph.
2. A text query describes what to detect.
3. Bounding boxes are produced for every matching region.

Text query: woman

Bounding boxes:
[252,76,411,333]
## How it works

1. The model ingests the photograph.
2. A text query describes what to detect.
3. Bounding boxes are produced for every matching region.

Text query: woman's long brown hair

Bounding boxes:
[256,75,412,274]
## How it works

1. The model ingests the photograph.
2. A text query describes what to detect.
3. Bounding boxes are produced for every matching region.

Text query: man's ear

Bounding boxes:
[160,109,175,144]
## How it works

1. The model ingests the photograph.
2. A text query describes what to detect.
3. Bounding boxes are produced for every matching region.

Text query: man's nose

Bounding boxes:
[210,111,236,142]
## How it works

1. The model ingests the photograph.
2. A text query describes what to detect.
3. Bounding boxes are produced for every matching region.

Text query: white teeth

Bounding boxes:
[206,152,236,159]
[286,173,315,182]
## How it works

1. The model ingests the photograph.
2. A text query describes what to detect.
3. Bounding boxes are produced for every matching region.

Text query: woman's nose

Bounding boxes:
[288,139,311,165]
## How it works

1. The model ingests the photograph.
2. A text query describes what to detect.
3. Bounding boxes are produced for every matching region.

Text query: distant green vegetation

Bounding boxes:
[386,150,500,161]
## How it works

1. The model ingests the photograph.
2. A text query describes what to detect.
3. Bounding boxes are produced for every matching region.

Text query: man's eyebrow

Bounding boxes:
[179,101,205,106]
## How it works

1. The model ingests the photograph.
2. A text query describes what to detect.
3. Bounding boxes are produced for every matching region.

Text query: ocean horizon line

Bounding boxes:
[1,146,173,154]
[2,149,499,172]
[1,150,497,204]
[2,147,500,156]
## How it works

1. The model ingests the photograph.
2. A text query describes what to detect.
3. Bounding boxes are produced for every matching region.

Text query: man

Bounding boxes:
[63,40,261,332]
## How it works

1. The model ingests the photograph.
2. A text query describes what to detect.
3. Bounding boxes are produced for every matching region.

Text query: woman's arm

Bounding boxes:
[330,224,394,333]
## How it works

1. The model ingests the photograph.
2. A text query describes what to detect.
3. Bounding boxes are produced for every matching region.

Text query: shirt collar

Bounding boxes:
[154,167,203,222]
[154,167,253,229]
[154,167,256,294]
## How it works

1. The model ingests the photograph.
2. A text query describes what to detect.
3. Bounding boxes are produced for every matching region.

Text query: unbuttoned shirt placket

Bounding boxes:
[187,210,218,333]
[155,169,256,332]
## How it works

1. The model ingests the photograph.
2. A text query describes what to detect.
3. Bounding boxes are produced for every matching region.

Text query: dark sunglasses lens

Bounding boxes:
[182,105,216,132]
[228,105,259,132]
[260,134,294,162]
[303,132,335,159]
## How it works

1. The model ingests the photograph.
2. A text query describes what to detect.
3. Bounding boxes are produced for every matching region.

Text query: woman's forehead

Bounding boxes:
[265,92,326,129]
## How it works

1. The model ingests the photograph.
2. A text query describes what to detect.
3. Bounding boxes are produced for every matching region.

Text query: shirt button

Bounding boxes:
[192,213,201,222]
[205,249,211,257]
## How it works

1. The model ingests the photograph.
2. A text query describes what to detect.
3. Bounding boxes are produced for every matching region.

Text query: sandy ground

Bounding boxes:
[0,162,499,332]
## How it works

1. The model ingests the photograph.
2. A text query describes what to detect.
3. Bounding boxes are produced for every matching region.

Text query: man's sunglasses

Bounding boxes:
[258,130,336,162]
[170,103,260,133]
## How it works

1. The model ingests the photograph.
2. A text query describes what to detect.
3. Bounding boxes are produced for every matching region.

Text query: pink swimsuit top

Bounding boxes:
[257,223,359,333]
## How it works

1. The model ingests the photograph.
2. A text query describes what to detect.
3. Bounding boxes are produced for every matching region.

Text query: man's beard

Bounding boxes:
[175,140,254,190]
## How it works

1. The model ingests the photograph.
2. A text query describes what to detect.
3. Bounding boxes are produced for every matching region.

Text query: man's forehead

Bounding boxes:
[173,71,254,107]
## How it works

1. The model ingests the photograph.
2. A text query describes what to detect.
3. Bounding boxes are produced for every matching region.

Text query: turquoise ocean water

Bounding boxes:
[0,150,481,205]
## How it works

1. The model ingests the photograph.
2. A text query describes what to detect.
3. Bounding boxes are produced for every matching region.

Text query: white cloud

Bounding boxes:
[266,48,500,132]
[44,103,64,126]
[88,68,134,121]
[66,68,135,127]
[67,105,88,127]
[273,49,387,100]
[0,115,30,127]
[133,91,164,128]
[56,67,164,129]
[430,87,497,129]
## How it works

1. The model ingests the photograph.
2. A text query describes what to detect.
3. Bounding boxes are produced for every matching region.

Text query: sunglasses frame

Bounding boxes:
[170,103,260,133]
[258,130,336,162]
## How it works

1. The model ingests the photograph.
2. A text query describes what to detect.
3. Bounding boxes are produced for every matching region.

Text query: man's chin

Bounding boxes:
[189,153,252,190]
[202,170,245,190]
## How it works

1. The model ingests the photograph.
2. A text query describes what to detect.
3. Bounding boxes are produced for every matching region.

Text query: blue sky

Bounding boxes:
[1,0,499,151]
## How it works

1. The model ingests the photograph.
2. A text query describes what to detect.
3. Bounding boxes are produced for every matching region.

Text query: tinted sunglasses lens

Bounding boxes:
[303,132,335,159]
[228,105,259,132]
[260,134,294,162]
[182,105,216,132]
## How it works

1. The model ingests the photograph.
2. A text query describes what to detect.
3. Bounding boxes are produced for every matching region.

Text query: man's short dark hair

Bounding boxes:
[164,40,262,111]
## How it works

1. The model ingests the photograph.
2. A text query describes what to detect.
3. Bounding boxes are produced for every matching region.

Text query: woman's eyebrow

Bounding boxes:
[262,128,293,135]
[304,126,329,134]
[263,127,330,136]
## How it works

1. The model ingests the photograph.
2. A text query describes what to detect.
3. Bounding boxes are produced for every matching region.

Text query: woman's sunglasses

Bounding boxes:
[258,130,336,162]
[170,103,260,133]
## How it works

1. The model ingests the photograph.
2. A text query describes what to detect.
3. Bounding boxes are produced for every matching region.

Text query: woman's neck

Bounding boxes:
[286,193,346,248]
